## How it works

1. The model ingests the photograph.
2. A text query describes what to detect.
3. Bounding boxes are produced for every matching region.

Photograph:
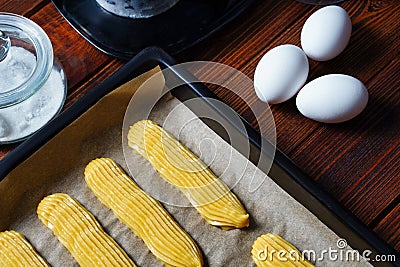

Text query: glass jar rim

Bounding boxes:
[0,12,53,108]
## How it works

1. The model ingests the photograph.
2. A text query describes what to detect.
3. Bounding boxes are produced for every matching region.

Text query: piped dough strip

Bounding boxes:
[251,234,315,267]
[37,193,136,267]
[0,230,49,267]
[84,158,203,267]
[127,120,249,230]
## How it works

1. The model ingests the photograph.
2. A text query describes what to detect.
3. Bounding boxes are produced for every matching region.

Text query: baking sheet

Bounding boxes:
[0,68,370,266]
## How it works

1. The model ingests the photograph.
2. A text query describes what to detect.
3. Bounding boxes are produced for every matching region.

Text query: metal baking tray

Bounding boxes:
[51,0,253,59]
[0,47,398,266]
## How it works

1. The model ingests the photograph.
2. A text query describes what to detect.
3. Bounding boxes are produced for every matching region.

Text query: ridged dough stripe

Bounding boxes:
[39,195,133,266]
[0,231,50,267]
[89,159,196,263]
[84,158,203,267]
[251,234,315,267]
[40,198,126,265]
[37,193,136,267]
[87,160,196,265]
[129,121,247,228]
[130,122,226,193]
[13,233,47,265]
[128,120,245,219]
[133,126,245,212]
[152,132,240,204]
[128,120,249,230]
[129,121,245,210]
[38,195,132,266]
[85,158,202,266]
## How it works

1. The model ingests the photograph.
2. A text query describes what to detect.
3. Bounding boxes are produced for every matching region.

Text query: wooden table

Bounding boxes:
[1,0,399,253]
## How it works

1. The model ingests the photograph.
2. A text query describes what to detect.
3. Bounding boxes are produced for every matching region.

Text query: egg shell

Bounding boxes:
[254,44,309,104]
[296,74,368,123]
[301,6,352,61]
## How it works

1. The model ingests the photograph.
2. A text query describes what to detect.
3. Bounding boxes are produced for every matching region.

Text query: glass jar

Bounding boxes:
[0,13,67,144]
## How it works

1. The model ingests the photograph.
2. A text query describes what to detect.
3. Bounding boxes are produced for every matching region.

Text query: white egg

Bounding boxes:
[296,74,368,123]
[301,6,352,61]
[254,44,309,104]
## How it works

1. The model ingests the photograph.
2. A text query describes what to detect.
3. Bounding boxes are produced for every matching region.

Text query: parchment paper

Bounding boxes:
[0,67,370,267]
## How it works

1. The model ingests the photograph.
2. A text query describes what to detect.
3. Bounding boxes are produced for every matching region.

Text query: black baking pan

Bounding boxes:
[51,0,253,59]
[0,47,398,266]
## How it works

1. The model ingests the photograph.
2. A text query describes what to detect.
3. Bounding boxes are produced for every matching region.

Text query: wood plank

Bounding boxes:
[63,59,124,110]
[183,0,399,155]
[177,0,312,66]
[342,145,400,225]
[240,1,399,152]
[188,0,400,221]
[185,1,391,153]
[305,1,400,82]
[0,143,17,160]
[290,54,399,178]
[178,0,312,86]
[29,3,114,91]
[185,0,400,248]
[374,202,400,251]
[182,0,316,149]
[289,41,400,226]
[0,0,46,16]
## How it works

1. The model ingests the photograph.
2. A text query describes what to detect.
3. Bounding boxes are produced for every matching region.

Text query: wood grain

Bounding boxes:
[290,57,400,225]
[375,203,400,251]
[0,0,399,252]
[30,3,113,91]
[181,0,400,251]
[63,58,124,110]
[0,0,46,16]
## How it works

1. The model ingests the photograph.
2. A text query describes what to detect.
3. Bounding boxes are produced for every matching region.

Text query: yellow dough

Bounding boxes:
[127,120,249,230]
[251,234,315,267]
[0,230,49,267]
[84,158,203,267]
[37,193,136,267]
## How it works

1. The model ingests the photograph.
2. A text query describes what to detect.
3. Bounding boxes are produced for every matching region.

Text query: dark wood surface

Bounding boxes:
[1,0,399,252]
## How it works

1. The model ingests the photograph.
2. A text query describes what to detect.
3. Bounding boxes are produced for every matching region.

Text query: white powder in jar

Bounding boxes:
[0,47,65,143]
[0,47,36,92]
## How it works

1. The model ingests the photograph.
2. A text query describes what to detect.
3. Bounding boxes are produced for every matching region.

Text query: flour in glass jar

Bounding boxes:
[0,46,65,143]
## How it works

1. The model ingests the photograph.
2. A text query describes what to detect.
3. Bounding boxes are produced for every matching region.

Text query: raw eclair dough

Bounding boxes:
[252,233,315,267]
[0,230,49,267]
[127,120,249,230]
[37,193,136,267]
[84,157,203,267]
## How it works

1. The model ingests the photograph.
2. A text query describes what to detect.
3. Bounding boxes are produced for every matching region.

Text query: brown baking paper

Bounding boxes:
[0,67,370,267]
